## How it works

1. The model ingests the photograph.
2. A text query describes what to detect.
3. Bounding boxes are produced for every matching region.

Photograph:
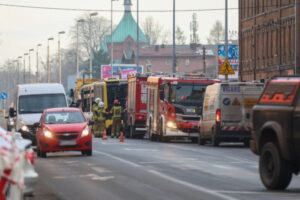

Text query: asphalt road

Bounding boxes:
[1,117,300,200]
[31,138,300,200]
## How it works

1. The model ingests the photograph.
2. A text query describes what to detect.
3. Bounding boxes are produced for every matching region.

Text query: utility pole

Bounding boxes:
[76,19,84,78]
[295,0,298,75]
[23,53,28,83]
[36,44,41,83]
[28,49,34,83]
[89,12,98,78]
[47,37,54,83]
[172,0,176,74]
[225,0,228,80]
[203,45,206,74]
[58,31,65,84]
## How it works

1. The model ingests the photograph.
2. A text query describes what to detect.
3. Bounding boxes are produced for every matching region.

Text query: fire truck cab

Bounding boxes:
[126,73,149,138]
[146,75,220,142]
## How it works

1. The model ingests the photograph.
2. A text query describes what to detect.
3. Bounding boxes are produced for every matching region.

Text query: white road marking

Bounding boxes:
[65,161,78,164]
[148,169,239,200]
[53,176,67,179]
[91,167,111,174]
[213,165,234,170]
[124,148,159,151]
[93,150,238,200]
[91,175,114,181]
[94,150,141,168]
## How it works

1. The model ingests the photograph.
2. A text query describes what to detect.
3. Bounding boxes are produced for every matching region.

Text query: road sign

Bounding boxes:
[0,92,7,100]
[218,60,235,75]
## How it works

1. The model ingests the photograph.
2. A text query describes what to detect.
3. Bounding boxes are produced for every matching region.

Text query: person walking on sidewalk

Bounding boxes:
[110,99,122,138]
[95,101,106,137]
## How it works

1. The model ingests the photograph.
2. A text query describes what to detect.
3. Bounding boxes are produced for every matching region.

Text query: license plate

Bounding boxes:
[60,141,76,146]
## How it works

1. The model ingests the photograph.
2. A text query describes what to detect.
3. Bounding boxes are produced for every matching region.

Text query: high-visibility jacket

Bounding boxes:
[96,108,106,121]
[111,106,122,118]
[92,105,98,120]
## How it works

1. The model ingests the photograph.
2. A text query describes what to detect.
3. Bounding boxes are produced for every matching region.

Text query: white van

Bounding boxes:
[199,82,264,146]
[13,83,68,144]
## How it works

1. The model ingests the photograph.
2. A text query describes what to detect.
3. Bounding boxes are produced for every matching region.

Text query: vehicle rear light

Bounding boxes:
[216,109,221,125]
[26,151,35,165]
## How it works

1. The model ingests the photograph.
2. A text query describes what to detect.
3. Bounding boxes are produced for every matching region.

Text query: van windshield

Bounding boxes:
[170,83,208,106]
[19,94,67,114]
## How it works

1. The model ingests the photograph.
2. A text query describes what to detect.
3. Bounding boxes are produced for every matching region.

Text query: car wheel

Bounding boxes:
[211,134,219,147]
[198,137,206,145]
[36,147,41,157]
[244,140,250,147]
[190,138,198,143]
[259,142,292,190]
[41,150,47,158]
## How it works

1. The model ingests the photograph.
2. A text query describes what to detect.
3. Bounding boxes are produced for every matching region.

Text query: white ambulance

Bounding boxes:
[199,82,264,146]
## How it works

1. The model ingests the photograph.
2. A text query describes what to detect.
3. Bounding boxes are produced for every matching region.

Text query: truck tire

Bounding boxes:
[211,135,219,147]
[41,150,47,158]
[259,142,292,190]
[130,125,135,138]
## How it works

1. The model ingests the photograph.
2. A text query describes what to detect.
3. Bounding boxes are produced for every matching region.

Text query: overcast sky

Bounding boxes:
[0,0,238,66]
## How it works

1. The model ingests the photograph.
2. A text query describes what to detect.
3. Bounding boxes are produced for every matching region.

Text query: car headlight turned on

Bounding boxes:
[81,126,89,137]
[9,121,14,126]
[43,128,52,138]
[167,121,177,129]
[21,125,29,132]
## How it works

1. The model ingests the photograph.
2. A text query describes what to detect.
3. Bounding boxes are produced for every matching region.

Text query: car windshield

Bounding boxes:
[170,83,208,106]
[19,94,67,114]
[44,111,86,124]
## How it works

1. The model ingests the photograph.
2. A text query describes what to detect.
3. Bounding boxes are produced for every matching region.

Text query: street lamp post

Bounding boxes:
[89,12,98,78]
[47,37,54,83]
[13,60,18,86]
[76,19,84,78]
[36,44,42,83]
[111,0,118,78]
[172,0,176,74]
[23,53,28,83]
[58,31,65,84]
[18,56,22,84]
[28,49,34,83]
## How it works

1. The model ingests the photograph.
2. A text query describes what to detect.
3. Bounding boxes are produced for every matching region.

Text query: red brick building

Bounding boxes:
[139,45,217,76]
[239,0,299,81]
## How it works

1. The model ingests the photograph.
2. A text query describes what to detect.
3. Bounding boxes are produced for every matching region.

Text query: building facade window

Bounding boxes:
[185,59,190,66]
[165,59,171,66]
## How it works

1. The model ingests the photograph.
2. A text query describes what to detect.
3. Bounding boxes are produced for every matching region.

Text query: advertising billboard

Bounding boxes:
[101,65,143,80]
[218,45,239,79]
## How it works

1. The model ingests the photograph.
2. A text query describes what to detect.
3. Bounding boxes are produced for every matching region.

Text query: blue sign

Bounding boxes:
[223,98,231,106]
[0,92,7,100]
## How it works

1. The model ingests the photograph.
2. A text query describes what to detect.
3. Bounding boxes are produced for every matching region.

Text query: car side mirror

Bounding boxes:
[88,120,94,126]
[33,122,41,127]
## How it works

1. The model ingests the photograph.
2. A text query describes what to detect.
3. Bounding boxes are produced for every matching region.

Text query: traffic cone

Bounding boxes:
[102,129,108,140]
[119,131,124,142]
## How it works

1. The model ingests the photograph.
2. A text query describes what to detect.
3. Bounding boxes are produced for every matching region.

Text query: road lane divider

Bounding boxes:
[93,150,239,200]
[148,169,239,200]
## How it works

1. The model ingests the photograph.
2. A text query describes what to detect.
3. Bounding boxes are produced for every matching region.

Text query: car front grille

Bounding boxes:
[55,132,78,140]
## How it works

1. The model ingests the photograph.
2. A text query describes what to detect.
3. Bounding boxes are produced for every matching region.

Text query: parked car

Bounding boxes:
[199,82,264,146]
[35,107,93,158]
[12,83,68,145]
[0,126,38,198]
[251,76,300,190]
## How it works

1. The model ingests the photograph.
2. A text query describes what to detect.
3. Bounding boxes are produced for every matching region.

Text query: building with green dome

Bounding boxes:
[101,0,148,64]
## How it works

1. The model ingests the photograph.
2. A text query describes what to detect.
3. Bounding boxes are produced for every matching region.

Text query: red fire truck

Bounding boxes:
[146,75,220,142]
[126,73,149,138]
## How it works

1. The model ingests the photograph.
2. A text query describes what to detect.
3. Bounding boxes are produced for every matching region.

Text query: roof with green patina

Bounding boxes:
[106,12,148,43]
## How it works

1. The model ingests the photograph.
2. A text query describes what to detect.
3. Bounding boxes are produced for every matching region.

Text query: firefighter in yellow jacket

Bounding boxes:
[95,101,106,137]
[110,99,122,138]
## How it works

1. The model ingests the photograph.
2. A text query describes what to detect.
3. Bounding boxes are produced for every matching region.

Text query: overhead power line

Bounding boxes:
[0,2,242,13]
